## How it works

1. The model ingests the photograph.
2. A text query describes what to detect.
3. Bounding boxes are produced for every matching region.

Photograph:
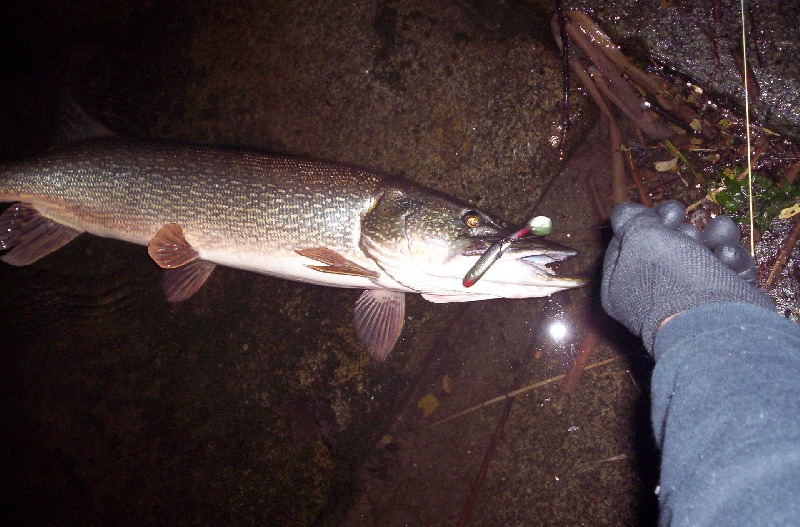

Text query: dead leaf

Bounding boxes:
[442,375,454,395]
[655,157,678,171]
[779,203,800,219]
[418,394,439,417]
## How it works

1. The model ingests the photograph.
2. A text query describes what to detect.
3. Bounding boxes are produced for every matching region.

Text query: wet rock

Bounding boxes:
[556,0,800,139]
[2,1,596,526]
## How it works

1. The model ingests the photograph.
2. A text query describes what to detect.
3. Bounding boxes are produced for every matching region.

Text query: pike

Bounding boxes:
[0,103,586,361]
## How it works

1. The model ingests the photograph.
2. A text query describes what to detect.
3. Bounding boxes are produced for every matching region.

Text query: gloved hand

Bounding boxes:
[601,200,774,353]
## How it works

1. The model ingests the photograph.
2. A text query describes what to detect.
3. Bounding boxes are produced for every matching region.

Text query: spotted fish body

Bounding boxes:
[0,122,585,360]
[1,137,403,289]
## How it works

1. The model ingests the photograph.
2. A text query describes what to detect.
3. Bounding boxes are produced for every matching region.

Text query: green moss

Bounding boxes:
[710,166,800,231]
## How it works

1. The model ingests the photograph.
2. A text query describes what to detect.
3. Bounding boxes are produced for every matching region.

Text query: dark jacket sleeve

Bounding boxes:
[651,302,800,526]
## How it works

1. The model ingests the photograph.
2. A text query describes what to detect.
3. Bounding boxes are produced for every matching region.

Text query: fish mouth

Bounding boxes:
[462,235,578,262]
[461,235,587,287]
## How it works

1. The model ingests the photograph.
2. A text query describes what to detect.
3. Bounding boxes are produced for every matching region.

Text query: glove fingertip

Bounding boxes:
[676,223,701,240]
[738,267,757,283]
[610,202,650,235]
[703,215,740,250]
[715,243,756,274]
[654,200,687,229]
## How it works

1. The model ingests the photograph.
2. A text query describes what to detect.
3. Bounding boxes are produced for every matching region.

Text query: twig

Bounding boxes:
[624,147,652,207]
[586,173,607,223]
[564,11,701,129]
[456,379,516,527]
[763,216,800,288]
[782,162,800,185]
[608,116,627,205]
[661,139,698,178]
[555,0,571,158]
[559,328,599,394]
[739,0,756,255]
[426,357,619,429]
[569,57,614,120]
[749,139,769,167]
[577,453,629,469]
[564,11,665,104]
[561,11,674,140]
[564,55,627,204]
[732,47,760,105]
[456,331,537,526]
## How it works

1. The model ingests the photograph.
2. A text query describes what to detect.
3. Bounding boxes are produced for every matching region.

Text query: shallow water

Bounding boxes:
[1,1,660,525]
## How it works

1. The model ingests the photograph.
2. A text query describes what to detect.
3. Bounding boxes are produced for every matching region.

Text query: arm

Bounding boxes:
[601,201,800,526]
[653,302,800,525]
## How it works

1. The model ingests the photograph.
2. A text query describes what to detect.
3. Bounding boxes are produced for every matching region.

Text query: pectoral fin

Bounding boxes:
[0,203,82,265]
[162,260,217,302]
[148,223,198,269]
[297,247,379,278]
[353,289,405,362]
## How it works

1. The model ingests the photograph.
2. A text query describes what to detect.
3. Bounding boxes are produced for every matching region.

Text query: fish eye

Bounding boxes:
[462,210,482,228]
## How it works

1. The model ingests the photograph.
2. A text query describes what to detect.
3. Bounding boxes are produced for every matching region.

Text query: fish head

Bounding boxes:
[360,183,587,302]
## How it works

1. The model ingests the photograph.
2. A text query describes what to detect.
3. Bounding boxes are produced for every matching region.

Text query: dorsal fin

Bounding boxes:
[55,92,115,145]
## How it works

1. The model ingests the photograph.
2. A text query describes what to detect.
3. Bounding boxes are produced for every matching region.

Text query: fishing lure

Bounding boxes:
[463,216,553,288]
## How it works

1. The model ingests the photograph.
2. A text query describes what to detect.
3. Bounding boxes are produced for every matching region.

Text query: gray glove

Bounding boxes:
[601,200,774,353]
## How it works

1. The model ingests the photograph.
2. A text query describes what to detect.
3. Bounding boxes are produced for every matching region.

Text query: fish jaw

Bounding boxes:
[475,239,587,290]
[405,231,587,301]
[414,248,588,302]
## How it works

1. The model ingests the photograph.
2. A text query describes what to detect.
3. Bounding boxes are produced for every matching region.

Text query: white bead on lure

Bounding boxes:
[463,216,553,288]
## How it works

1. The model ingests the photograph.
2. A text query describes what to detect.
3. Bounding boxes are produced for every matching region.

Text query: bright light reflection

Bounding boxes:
[548,321,568,341]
